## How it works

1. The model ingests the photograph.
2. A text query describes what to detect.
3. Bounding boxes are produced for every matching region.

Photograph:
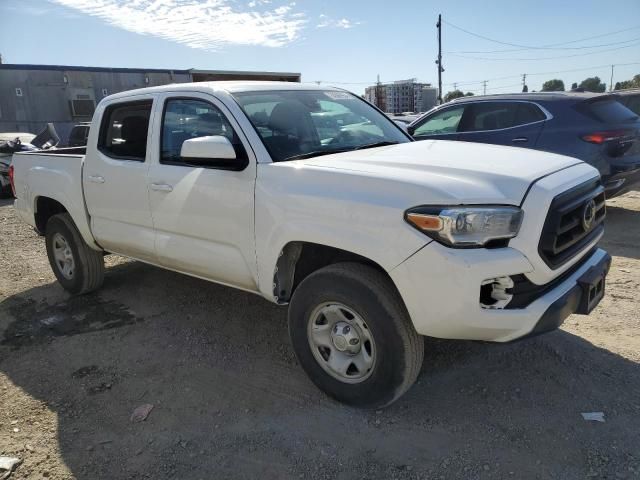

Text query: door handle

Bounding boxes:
[151,183,173,192]
[87,175,105,184]
[512,137,528,143]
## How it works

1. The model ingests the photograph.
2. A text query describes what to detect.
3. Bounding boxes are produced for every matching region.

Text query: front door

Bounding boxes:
[83,95,157,262]
[146,93,258,291]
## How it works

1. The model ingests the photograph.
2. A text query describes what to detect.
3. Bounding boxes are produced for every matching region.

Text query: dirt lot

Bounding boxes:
[0,192,639,480]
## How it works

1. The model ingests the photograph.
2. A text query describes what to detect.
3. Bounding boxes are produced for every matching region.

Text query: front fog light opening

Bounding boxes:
[480,276,514,309]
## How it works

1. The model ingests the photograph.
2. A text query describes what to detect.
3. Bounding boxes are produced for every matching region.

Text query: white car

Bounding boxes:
[10,82,610,407]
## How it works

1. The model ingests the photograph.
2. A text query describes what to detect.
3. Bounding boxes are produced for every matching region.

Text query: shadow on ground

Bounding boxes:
[599,205,640,260]
[1,258,639,479]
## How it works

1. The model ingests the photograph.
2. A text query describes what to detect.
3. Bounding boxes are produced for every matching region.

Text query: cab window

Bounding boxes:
[160,98,246,166]
[98,100,152,161]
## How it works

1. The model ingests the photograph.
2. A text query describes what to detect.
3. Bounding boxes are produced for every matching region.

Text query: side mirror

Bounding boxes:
[180,135,236,162]
[394,121,409,133]
[407,125,416,136]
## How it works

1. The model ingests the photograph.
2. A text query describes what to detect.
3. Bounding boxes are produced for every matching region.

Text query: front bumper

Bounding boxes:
[390,244,610,342]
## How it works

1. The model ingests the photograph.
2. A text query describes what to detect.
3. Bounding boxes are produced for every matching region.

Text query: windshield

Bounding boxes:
[233,90,410,162]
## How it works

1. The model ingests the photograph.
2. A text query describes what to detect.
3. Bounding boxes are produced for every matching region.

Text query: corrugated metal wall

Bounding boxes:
[0,67,191,143]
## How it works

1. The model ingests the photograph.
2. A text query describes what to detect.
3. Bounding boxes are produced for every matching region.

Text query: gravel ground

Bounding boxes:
[0,192,639,480]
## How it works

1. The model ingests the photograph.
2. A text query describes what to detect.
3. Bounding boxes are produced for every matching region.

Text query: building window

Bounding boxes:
[15,88,23,97]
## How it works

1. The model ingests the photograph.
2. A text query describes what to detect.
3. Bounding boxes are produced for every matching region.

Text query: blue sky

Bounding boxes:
[1,0,639,95]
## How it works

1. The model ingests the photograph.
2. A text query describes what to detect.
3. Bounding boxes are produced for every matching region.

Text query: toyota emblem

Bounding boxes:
[582,199,597,231]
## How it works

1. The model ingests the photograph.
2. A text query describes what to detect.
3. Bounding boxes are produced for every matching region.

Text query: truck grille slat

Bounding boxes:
[538,179,606,269]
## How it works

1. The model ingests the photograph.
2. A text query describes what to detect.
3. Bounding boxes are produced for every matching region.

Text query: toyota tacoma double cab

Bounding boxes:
[10,82,611,407]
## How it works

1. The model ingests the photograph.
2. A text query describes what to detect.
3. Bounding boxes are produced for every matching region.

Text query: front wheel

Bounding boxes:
[288,263,424,408]
[45,213,105,295]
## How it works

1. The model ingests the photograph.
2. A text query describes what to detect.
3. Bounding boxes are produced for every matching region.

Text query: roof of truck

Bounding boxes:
[104,81,340,101]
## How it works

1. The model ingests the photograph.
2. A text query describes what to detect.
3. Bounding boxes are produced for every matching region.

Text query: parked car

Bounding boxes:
[613,88,640,116]
[408,92,640,197]
[11,82,610,407]
[67,122,91,147]
[1,125,60,197]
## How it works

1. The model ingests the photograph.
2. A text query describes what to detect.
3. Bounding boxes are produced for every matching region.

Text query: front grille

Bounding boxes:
[538,179,605,269]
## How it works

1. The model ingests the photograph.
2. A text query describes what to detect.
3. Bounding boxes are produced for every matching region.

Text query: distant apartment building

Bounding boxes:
[365,79,438,114]
[0,63,300,142]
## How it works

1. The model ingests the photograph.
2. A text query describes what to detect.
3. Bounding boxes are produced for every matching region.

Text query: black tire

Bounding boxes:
[45,213,104,295]
[288,262,424,408]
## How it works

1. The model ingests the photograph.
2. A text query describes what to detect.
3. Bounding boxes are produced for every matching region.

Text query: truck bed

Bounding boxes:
[12,149,97,249]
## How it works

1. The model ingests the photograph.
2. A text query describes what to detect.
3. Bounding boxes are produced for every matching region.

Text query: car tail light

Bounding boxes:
[8,164,16,196]
[581,130,629,144]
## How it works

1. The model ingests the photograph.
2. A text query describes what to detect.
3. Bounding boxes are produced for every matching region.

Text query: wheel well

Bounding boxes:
[35,197,67,234]
[274,242,388,303]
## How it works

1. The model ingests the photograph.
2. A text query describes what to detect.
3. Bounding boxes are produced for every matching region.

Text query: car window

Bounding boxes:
[460,102,546,132]
[515,103,547,125]
[620,95,640,116]
[160,98,245,166]
[233,90,409,162]
[99,101,152,161]
[579,99,639,124]
[412,106,465,136]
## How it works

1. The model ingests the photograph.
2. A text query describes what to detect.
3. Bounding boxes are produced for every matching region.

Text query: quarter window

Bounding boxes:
[160,98,246,166]
[412,106,465,136]
[98,100,152,161]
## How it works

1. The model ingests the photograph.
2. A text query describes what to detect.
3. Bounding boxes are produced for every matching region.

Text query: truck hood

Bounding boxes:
[299,140,584,205]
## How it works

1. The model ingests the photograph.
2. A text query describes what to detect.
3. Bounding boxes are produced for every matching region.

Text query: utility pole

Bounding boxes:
[376,74,383,111]
[482,80,487,95]
[453,82,457,91]
[521,73,527,92]
[436,14,444,104]
[610,64,614,91]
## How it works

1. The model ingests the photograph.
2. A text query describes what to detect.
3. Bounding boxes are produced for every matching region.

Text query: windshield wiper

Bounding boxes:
[281,141,400,162]
[353,141,399,150]
[282,148,353,161]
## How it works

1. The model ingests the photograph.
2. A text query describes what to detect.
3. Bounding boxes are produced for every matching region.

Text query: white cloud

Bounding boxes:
[316,13,360,29]
[49,0,306,50]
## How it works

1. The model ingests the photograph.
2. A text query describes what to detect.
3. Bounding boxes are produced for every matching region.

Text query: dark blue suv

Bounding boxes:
[408,92,640,197]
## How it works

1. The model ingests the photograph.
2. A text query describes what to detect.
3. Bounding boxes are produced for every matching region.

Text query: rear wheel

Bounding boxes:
[288,262,424,408]
[45,213,104,294]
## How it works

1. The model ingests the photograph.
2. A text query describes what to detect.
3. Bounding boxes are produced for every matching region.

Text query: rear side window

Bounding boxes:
[578,99,638,124]
[98,100,152,161]
[460,102,546,132]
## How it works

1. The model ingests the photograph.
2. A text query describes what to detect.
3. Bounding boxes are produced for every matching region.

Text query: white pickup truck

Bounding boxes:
[11,82,611,407]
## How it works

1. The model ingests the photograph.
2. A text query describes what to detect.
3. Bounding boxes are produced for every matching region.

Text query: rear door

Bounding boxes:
[146,93,258,291]
[457,101,547,147]
[83,95,157,262]
[410,105,466,141]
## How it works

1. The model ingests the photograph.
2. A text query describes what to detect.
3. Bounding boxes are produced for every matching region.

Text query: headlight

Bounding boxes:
[405,206,523,248]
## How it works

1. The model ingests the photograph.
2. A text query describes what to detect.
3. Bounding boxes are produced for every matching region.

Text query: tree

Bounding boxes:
[614,74,640,91]
[578,76,606,93]
[571,82,578,90]
[444,90,474,102]
[541,79,565,92]
[444,90,464,102]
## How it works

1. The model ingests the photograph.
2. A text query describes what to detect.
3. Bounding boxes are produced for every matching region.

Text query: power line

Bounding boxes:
[443,20,640,50]
[303,62,640,90]
[448,41,640,61]
[447,36,640,54]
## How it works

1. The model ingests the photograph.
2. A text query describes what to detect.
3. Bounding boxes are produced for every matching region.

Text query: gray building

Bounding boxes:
[365,79,438,114]
[0,64,300,142]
